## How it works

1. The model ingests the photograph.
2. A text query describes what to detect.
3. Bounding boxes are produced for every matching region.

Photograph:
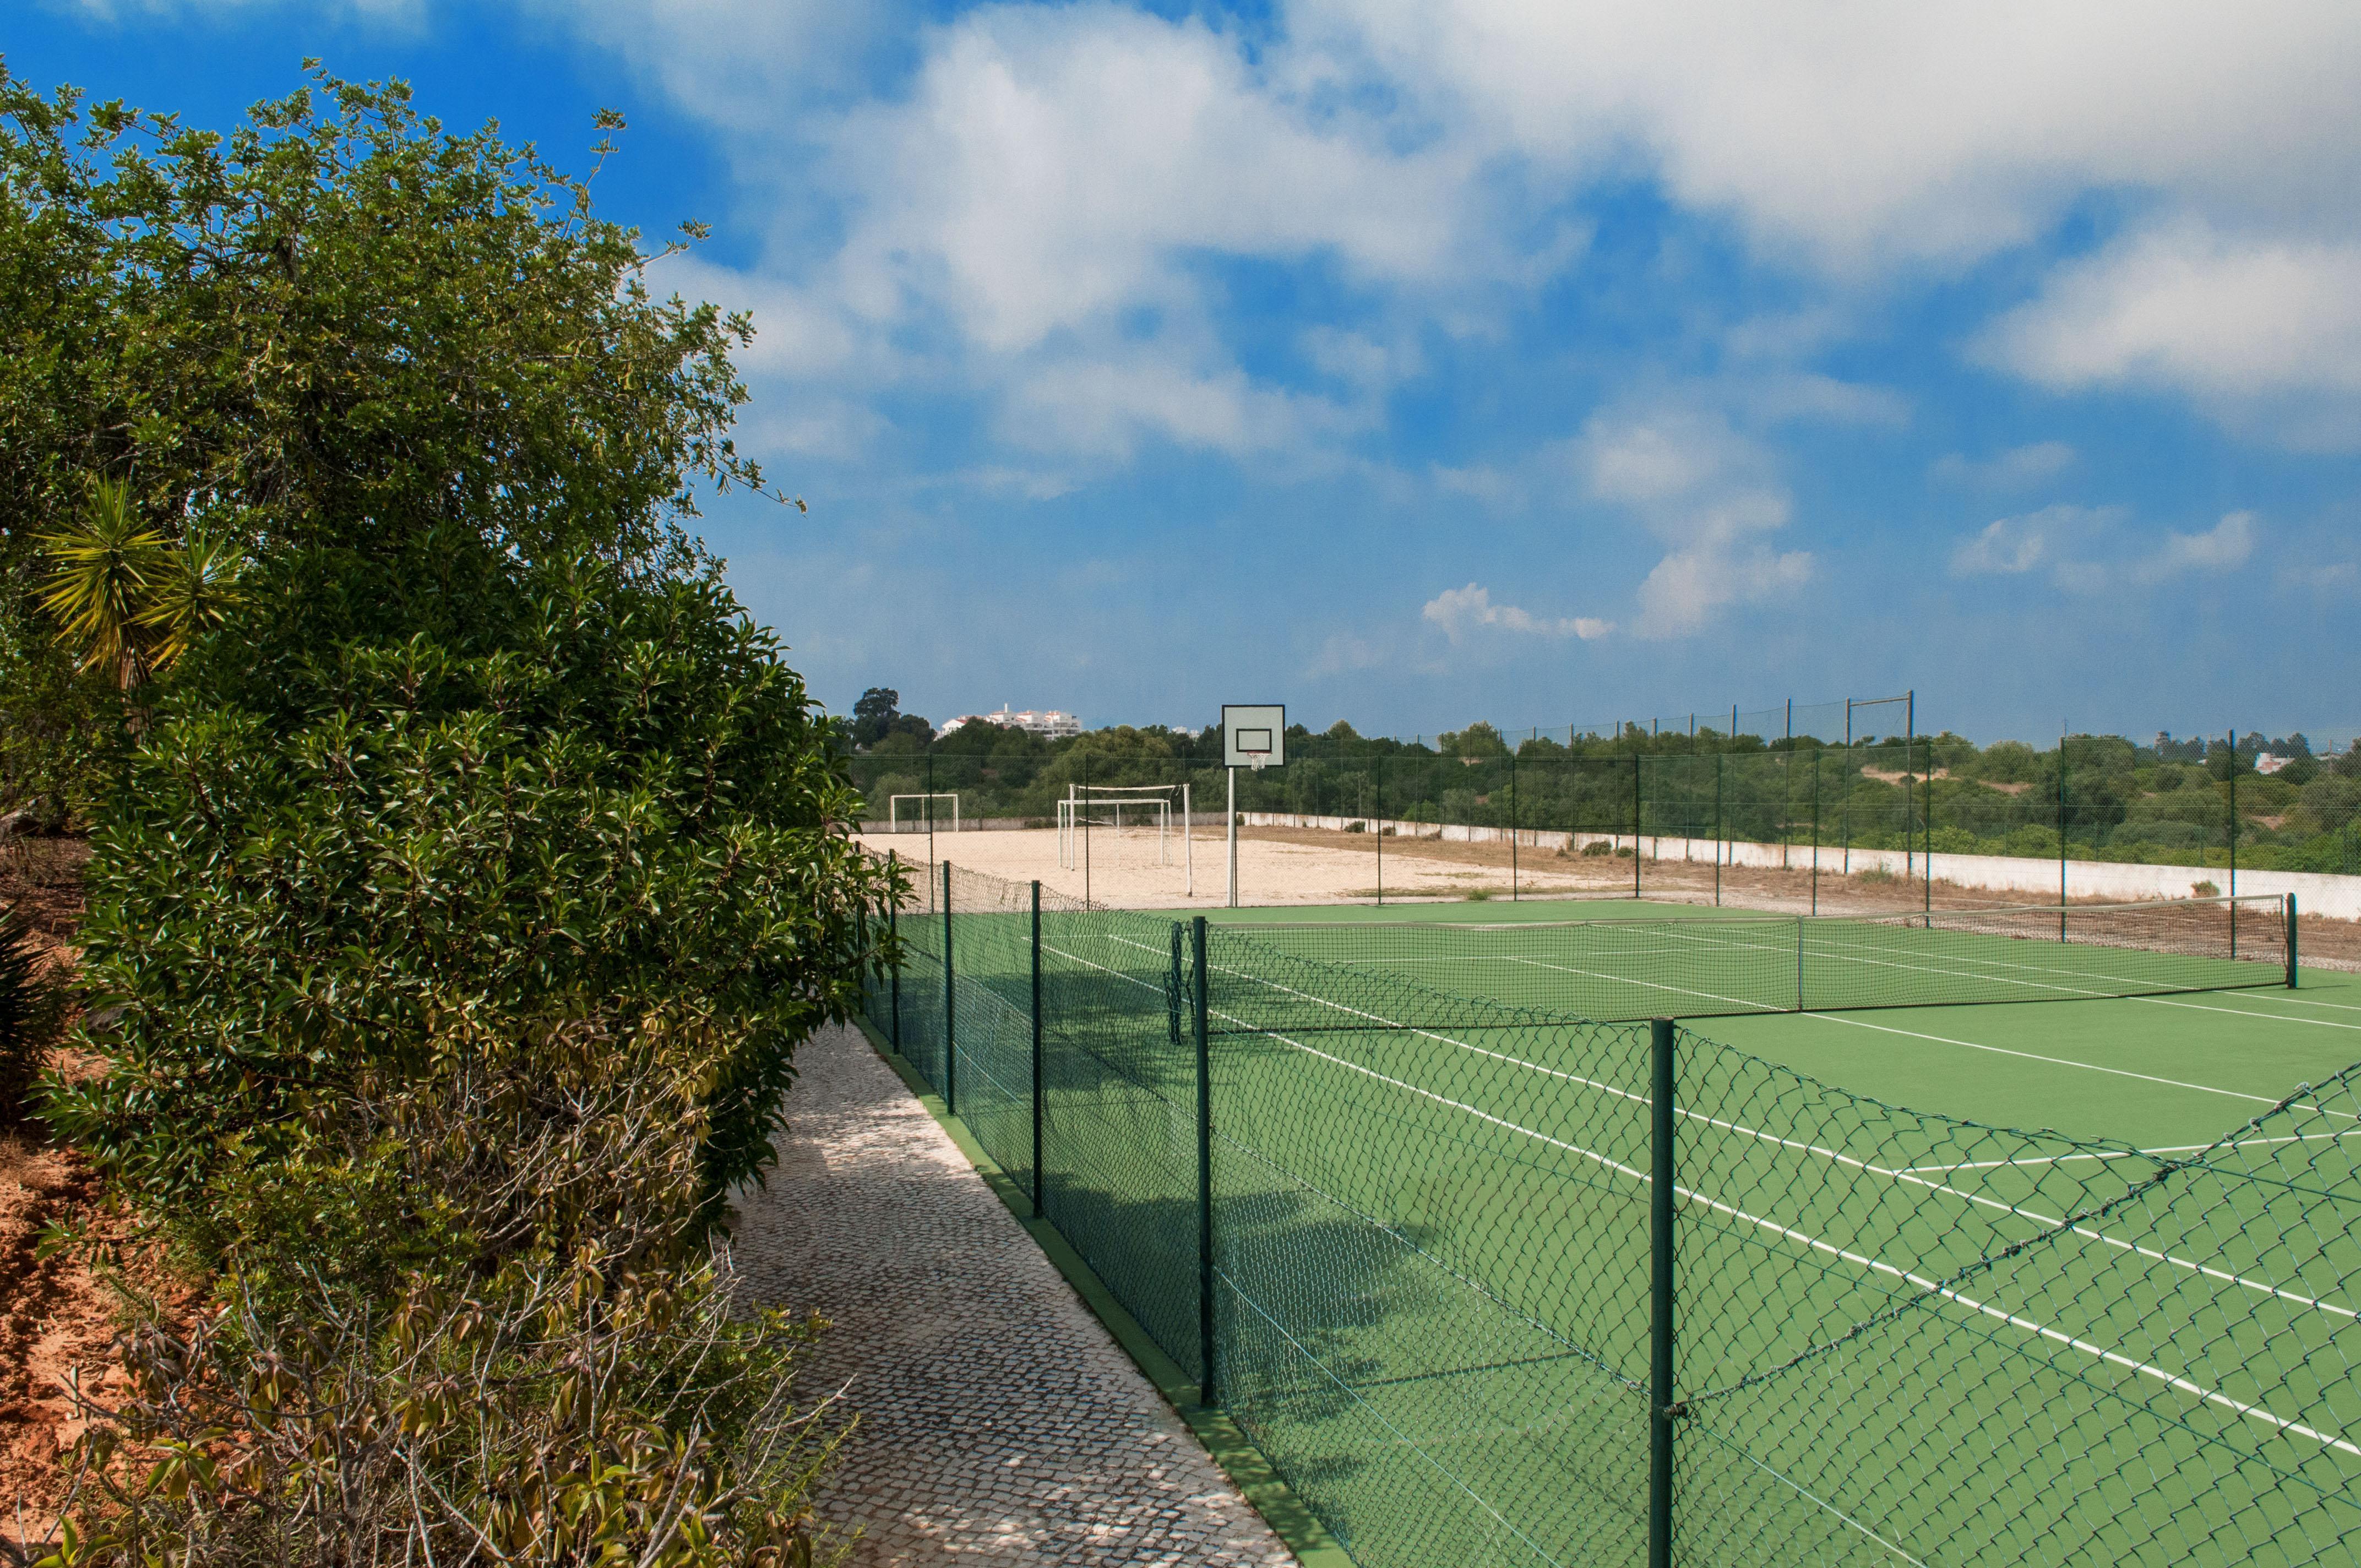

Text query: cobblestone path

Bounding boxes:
[730,1022,1298,1567]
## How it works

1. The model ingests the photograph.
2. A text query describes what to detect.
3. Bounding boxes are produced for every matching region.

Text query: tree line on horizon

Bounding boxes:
[848,687,2360,876]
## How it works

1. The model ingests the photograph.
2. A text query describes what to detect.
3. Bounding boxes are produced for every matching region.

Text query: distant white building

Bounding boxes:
[2255,753,2291,776]
[937,706,1083,740]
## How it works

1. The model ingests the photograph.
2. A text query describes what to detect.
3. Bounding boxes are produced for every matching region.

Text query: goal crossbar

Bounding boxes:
[1058,783,1194,891]
[888,792,960,832]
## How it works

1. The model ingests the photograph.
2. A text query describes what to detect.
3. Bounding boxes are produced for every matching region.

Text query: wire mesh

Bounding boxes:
[858,858,2357,1568]
[1669,1036,2361,1567]
[1228,894,2292,1021]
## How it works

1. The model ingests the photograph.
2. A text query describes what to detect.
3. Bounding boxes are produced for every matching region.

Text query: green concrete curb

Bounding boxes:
[849,1015,1354,1568]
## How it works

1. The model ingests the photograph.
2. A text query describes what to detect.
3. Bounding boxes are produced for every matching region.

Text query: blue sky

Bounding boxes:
[14,1,2361,745]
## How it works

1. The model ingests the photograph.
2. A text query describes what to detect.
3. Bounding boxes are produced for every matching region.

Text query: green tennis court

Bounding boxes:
[875,872,2361,1566]
[1190,916,2361,1566]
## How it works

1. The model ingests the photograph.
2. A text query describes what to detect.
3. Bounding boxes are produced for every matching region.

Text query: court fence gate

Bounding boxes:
[861,855,2361,1568]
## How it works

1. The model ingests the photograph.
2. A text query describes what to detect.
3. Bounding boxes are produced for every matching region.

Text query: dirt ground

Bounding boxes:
[1,837,198,1556]
[861,823,2361,968]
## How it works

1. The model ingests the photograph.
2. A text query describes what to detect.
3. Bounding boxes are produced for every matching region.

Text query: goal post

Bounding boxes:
[888,793,960,832]
[1059,783,1194,891]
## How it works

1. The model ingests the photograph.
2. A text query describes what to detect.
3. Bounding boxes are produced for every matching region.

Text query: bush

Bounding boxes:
[46,553,889,1227]
[1582,840,1614,857]
[2193,879,2220,897]
[52,996,851,1565]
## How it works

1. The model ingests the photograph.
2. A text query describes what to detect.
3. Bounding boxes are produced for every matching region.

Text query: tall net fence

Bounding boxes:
[1227,893,2294,1021]
[848,730,2361,910]
[861,857,2359,1567]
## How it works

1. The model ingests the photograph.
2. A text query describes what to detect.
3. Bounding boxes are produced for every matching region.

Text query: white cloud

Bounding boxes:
[1422,584,1611,643]
[1950,504,2114,578]
[1950,504,2256,589]
[2136,510,2258,582]
[530,0,899,129]
[555,0,2361,472]
[1576,407,1762,505]
[1301,1,2361,271]
[1635,547,1812,638]
[821,7,1476,355]
[1979,222,2361,447]
[1570,401,1811,636]
[1931,442,2077,489]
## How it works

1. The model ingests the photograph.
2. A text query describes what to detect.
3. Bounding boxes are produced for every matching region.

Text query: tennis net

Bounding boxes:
[1226,892,2296,1021]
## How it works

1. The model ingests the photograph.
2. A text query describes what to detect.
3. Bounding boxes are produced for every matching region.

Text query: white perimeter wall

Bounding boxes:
[1237,812,2361,921]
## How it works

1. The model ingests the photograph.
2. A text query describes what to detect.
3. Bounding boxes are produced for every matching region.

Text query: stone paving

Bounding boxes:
[729,1021,1298,1567]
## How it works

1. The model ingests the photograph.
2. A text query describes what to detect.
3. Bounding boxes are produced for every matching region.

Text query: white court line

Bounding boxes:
[1803,1012,2355,1120]
[1902,1128,2361,1175]
[2129,993,2361,1032]
[1214,987,2360,1460]
[1207,954,2355,1324]
[2234,989,2361,1014]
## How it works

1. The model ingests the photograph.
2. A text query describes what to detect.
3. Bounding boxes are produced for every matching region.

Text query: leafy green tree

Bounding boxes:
[853,685,900,747]
[0,66,788,802]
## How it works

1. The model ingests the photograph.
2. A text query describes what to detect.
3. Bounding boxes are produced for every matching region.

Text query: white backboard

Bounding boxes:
[1222,704,1287,768]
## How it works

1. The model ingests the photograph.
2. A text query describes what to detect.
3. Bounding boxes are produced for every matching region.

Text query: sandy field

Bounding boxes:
[858,823,2361,965]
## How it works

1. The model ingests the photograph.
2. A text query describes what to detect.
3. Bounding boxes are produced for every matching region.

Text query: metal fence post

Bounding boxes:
[1510,747,1519,901]
[1713,752,1723,908]
[1031,879,1045,1212]
[888,850,902,1052]
[2228,729,2239,958]
[2287,894,2299,989]
[1375,755,1384,907]
[2059,734,2070,939]
[1194,915,1215,1404]
[1649,1016,1677,1568]
[1810,748,1820,916]
[942,859,956,1114]
[1923,736,1933,921]
[1633,753,1644,899]
[1796,915,1807,1011]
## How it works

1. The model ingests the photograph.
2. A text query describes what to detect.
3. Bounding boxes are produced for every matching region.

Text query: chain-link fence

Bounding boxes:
[860,857,2360,1567]
[849,726,2361,913]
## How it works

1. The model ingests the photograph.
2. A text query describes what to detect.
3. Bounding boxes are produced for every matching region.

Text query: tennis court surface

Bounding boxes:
[871,867,2361,1567]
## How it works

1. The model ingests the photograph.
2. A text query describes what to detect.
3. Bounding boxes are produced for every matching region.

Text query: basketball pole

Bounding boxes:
[1227,765,1238,908]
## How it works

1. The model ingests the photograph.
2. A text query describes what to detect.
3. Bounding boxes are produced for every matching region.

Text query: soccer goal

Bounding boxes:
[1058,783,1193,892]
[888,793,960,832]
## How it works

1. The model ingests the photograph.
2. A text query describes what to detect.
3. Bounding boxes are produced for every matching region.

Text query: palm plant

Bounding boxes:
[37,481,246,687]
[39,480,166,689]
[137,527,248,668]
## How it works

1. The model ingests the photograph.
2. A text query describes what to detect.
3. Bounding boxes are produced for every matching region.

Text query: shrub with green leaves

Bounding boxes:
[46,551,890,1233]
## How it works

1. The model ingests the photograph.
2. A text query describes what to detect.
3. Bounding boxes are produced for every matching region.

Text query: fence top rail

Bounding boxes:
[1227,890,2287,937]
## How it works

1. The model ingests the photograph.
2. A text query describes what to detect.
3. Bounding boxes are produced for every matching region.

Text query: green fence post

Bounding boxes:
[1649,1016,1677,1568]
[1633,753,1644,899]
[1796,915,1807,1011]
[2228,729,2239,958]
[1194,915,1215,1404]
[1713,752,1723,908]
[1375,755,1384,907]
[2058,734,2069,940]
[2287,894,2299,988]
[1922,737,1933,922]
[1810,749,1820,916]
[942,859,956,1114]
[1510,747,1519,901]
[1031,879,1044,1213]
[888,850,902,1052]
